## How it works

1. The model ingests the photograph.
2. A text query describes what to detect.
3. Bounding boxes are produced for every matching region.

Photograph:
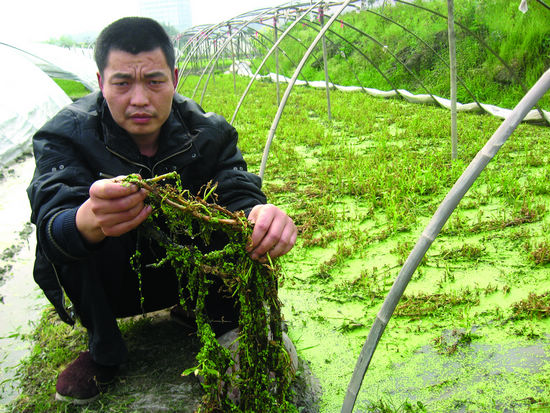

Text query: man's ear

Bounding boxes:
[173,68,179,89]
[97,72,103,91]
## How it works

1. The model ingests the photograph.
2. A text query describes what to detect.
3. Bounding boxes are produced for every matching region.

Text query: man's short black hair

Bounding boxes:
[94,17,175,75]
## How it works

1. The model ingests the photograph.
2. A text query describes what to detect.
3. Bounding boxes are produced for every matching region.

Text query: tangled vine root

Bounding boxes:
[122,173,296,412]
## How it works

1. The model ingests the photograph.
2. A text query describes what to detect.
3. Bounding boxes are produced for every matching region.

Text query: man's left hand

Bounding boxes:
[247,204,297,262]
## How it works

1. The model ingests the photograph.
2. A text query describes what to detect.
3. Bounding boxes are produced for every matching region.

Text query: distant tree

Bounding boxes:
[46,35,86,48]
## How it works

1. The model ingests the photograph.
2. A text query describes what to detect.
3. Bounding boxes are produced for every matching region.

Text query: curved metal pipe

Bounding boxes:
[231,11,389,126]
[246,32,280,80]
[393,0,549,124]
[193,24,246,100]
[298,17,395,94]
[341,67,550,413]
[177,25,221,90]
[323,12,440,103]
[194,8,281,104]
[194,19,305,105]
[363,7,482,110]
[178,2,343,99]
[177,5,281,94]
[230,1,323,125]
[196,13,322,106]
[244,23,316,85]
[189,20,248,99]
[260,0,355,181]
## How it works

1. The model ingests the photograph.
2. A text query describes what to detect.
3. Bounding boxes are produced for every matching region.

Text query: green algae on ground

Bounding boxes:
[10,73,550,412]
[203,80,550,411]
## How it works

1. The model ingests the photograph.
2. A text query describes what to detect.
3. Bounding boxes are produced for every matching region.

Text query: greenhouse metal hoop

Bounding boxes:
[175,4,549,408]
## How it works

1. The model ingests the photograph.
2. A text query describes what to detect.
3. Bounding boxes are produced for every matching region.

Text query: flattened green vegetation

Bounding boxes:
[13,74,550,412]
[184,74,550,411]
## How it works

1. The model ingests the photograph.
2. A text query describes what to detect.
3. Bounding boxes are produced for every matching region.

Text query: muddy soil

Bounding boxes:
[91,311,322,412]
[17,309,322,412]
[0,156,322,412]
[0,155,47,408]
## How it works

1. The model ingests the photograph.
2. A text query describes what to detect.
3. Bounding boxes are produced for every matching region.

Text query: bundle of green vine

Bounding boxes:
[122,173,296,412]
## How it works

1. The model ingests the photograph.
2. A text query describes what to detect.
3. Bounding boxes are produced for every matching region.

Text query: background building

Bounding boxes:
[139,0,192,33]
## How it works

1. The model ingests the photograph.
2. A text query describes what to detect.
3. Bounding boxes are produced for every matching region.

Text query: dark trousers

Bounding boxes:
[57,232,239,367]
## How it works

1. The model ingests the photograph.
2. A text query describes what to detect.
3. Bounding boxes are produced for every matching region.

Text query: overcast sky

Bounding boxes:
[1,0,284,43]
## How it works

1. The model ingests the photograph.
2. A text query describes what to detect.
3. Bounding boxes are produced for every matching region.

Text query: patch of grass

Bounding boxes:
[511,292,550,320]
[177,74,550,411]
[10,308,88,412]
[360,398,427,413]
[268,0,550,109]
[317,243,356,275]
[530,241,550,265]
[440,243,485,261]
[395,290,480,318]
[10,309,207,413]
[53,78,90,101]
[14,72,550,412]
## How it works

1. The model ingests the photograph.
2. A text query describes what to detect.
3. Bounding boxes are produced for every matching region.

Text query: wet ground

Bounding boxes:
[0,157,322,411]
[100,311,321,412]
[2,156,550,412]
[355,330,550,412]
[0,155,47,409]
[278,262,550,412]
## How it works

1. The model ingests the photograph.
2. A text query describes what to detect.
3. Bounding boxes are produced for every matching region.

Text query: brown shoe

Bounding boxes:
[55,351,118,405]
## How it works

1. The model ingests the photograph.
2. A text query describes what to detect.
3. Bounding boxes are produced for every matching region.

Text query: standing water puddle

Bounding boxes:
[0,156,47,409]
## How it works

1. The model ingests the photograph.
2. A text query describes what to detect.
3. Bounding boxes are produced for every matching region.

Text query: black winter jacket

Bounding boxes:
[27,91,266,323]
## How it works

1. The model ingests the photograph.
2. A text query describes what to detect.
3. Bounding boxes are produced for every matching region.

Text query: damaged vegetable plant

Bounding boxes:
[122,172,296,412]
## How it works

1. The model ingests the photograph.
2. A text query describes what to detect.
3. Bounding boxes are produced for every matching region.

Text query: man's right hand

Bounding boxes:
[75,177,152,244]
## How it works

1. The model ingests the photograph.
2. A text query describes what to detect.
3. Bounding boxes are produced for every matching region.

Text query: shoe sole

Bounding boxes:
[55,391,100,405]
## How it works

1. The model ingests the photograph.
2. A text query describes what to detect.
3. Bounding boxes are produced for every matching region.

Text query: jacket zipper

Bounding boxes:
[106,141,193,177]
[105,146,153,176]
[152,141,193,176]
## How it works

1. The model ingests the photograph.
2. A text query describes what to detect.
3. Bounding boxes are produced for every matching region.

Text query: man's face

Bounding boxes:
[98,48,178,148]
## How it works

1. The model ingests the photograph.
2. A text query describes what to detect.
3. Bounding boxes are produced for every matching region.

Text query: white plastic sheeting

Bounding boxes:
[1,42,98,92]
[237,61,549,124]
[0,44,72,167]
[224,60,256,76]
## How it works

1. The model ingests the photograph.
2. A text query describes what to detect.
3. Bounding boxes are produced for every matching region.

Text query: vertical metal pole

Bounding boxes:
[237,33,241,63]
[203,40,207,73]
[228,24,237,95]
[260,0,352,180]
[320,5,332,122]
[200,41,205,75]
[200,34,205,73]
[448,0,458,160]
[192,38,197,73]
[212,38,216,85]
[274,15,281,106]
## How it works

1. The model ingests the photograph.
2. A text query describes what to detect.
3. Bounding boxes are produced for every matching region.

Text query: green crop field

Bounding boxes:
[11,72,550,412]
[191,74,550,412]
[8,1,550,410]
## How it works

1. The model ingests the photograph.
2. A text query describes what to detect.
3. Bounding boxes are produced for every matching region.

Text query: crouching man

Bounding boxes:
[27,16,297,404]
